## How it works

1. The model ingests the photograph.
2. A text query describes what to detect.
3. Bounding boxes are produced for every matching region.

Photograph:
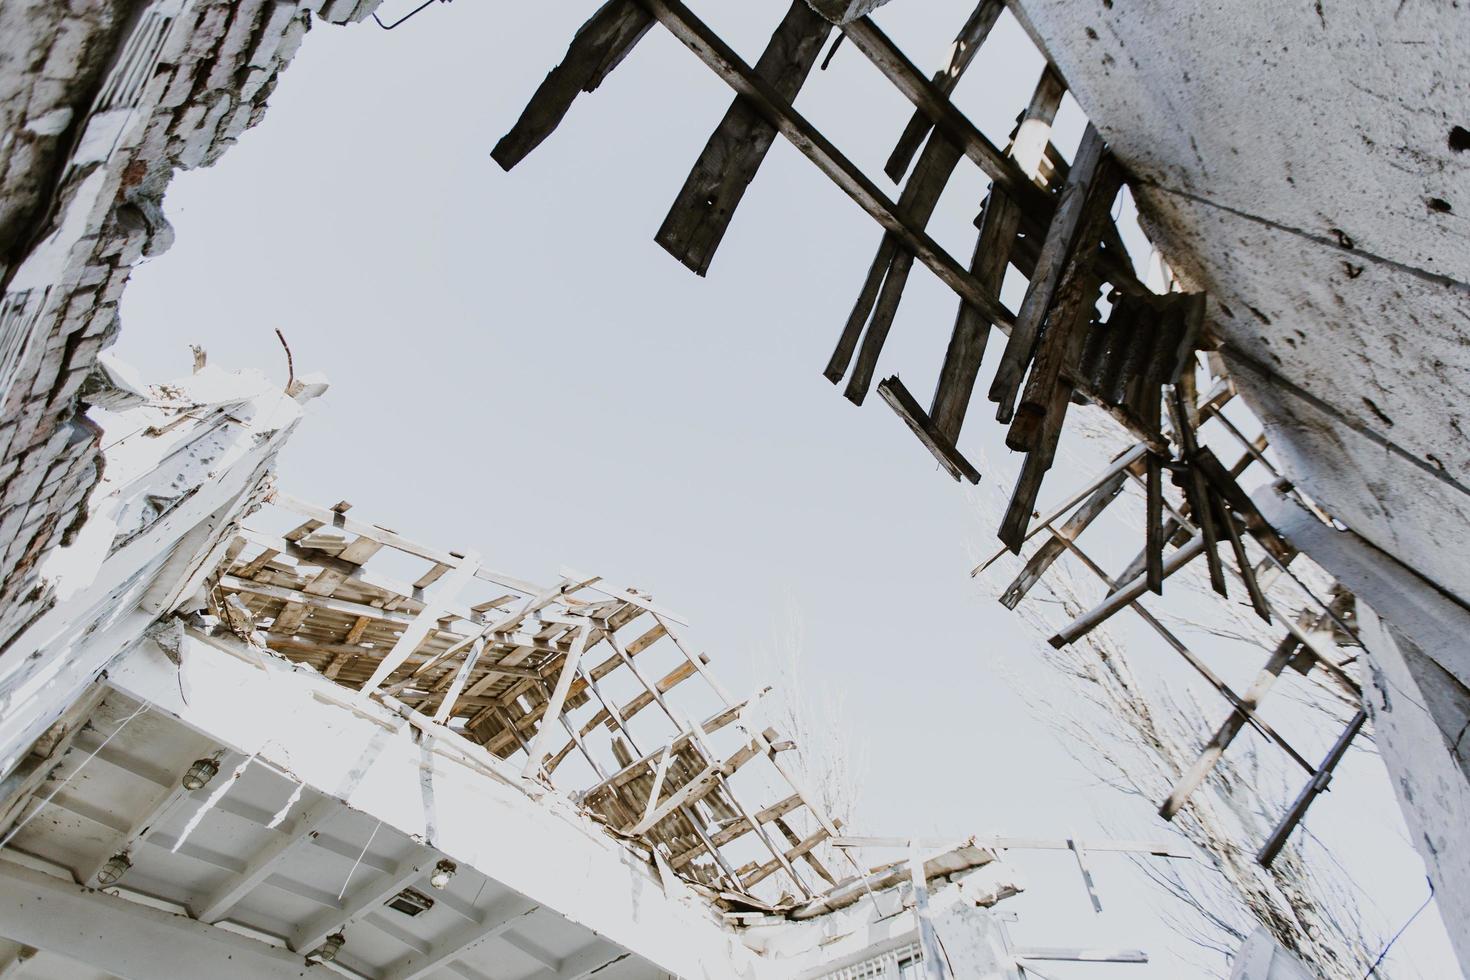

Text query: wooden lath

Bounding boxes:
[215,491,850,907]
[493,0,1209,577]
[973,375,1368,867]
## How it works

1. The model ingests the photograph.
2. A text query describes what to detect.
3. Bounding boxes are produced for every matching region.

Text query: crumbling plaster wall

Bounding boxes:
[1014,0,1470,605]
[0,0,382,658]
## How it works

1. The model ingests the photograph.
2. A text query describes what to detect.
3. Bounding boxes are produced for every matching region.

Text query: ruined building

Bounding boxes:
[0,0,1464,977]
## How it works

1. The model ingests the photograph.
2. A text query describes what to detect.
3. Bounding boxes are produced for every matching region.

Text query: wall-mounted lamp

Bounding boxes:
[181,758,221,791]
[315,933,345,963]
[96,853,131,886]
[430,859,457,890]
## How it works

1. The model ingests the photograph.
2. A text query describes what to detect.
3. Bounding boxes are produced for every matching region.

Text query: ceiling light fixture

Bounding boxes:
[430,859,457,890]
[181,757,220,791]
[96,852,131,886]
[316,933,345,963]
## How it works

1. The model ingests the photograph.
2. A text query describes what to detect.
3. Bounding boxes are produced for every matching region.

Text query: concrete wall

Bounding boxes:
[1259,492,1470,969]
[0,0,381,661]
[1015,0,1470,607]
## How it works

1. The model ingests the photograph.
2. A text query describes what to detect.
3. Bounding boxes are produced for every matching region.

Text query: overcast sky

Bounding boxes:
[114,1,1456,975]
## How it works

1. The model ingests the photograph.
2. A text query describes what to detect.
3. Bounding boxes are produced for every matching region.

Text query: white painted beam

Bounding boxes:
[108,633,765,980]
[0,944,37,980]
[292,856,427,953]
[385,896,538,980]
[78,762,202,885]
[553,939,630,980]
[0,858,340,980]
[196,799,338,923]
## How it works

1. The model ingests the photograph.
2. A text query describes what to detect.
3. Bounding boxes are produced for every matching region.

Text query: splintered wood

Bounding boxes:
[216,494,843,909]
[493,1,1367,870]
[492,0,1213,563]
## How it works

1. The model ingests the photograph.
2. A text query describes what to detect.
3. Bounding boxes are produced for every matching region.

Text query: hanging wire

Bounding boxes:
[372,0,452,30]
[0,701,149,850]
[1363,877,1434,978]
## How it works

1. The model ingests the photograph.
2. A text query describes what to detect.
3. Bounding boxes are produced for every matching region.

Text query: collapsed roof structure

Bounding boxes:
[0,0,1462,976]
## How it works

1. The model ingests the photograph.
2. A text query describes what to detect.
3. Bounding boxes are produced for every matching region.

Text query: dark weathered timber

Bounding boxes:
[989,126,1107,424]
[999,377,1073,552]
[1145,451,1165,594]
[1192,446,1292,562]
[1170,291,1208,383]
[840,17,1048,213]
[1218,497,1271,621]
[1006,267,1099,453]
[1008,148,1123,449]
[1109,297,1159,407]
[657,2,832,276]
[1258,709,1367,867]
[928,63,1062,441]
[929,188,1022,440]
[845,134,964,404]
[1001,469,1127,608]
[640,0,1014,329]
[826,235,900,383]
[876,376,981,483]
[1167,389,1228,596]
[493,1,654,171]
[884,0,1004,181]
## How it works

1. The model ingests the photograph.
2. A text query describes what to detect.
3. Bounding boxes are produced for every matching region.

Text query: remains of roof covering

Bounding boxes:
[0,359,1182,979]
[491,0,1469,967]
[492,0,1368,868]
[215,489,862,912]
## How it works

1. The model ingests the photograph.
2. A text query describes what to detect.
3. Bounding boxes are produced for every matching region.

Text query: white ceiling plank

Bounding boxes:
[0,858,341,980]
[293,855,428,953]
[383,895,538,980]
[196,798,338,923]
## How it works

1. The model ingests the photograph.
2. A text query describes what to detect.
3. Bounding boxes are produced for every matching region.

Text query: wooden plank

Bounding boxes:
[972,443,1147,575]
[929,187,1021,440]
[625,738,762,836]
[988,125,1106,424]
[270,493,544,597]
[1049,534,1206,645]
[1144,451,1165,594]
[656,1,832,275]
[1049,535,1319,775]
[521,622,591,778]
[1005,264,1104,453]
[1218,498,1271,622]
[839,17,1045,209]
[669,793,802,870]
[1160,632,1301,819]
[844,132,963,403]
[492,1,653,170]
[1006,149,1122,450]
[929,64,1062,440]
[883,0,1004,181]
[639,0,1014,330]
[1257,709,1367,867]
[359,555,482,694]
[1167,390,1228,597]
[876,376,981,484]
[1007,65,1066,181]
[998,376,1072,552]
[1000,468,1126,608]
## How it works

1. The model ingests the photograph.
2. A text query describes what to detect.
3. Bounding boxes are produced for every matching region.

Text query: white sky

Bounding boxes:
[113,1,1459,976]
